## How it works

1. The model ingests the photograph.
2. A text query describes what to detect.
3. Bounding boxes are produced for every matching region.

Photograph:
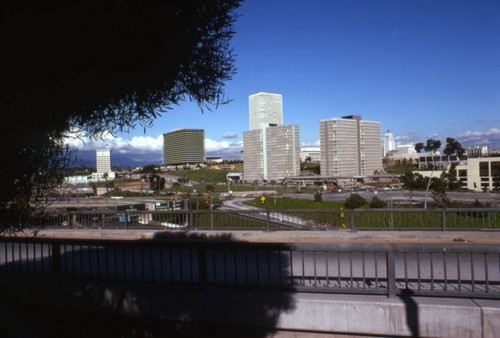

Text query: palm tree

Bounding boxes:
[415,139,441,208]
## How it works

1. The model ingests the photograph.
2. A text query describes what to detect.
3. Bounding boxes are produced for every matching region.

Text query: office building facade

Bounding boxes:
[249,92,283,130]
[243,125,300,182]
[93,149,115,180]
[456,157,499,191]
[320,115,382,176]
[96,149,111,173]
[163,129,205,165]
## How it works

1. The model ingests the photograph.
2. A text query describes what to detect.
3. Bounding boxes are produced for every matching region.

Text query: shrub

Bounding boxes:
[369,196,387,208]
[344,193,367,209]
[314,190,322,202]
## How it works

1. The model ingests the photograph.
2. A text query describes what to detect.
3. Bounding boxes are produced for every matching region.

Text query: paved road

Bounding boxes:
[1,238,498,294]
[283,190,500,206]
[221,198,315,229]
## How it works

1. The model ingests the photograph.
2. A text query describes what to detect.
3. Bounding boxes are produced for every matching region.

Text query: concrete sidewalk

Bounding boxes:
[17,228,500,244]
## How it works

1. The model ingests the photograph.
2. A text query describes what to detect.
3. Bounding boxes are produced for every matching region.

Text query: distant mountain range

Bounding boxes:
[70,150,162,168]
[70,149,240,168]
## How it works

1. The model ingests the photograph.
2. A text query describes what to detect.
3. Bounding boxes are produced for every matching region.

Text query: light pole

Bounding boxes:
[374,190,393,230]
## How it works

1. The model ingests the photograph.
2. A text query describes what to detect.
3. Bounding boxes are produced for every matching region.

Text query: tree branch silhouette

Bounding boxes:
[0,0,242,232]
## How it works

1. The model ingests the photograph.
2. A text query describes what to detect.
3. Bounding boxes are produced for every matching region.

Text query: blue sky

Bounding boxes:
[71,0,500,165]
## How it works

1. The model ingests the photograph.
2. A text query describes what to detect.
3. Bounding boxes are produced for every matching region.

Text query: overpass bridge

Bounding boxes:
[1,228,499,337]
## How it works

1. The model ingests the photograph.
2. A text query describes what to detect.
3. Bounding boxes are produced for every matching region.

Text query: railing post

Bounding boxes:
[266,209,271,231]
[189,210,194,230]
[51,242,62,282]
[198,246,207,290]
[350,211,355,232]
[441,210,446,232]
[102,212,106,229]
[124,212,129,229]
[386,250,396,298]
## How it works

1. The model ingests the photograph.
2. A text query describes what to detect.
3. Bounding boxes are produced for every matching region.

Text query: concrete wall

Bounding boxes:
[74,281,499,337]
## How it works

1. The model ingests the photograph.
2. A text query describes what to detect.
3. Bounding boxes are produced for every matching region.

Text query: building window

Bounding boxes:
[491,162,500,177]
[458,169,467,177]
[479,162,489,177]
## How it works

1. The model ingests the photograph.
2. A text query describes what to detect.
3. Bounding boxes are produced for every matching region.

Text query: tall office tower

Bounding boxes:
[163,129,205,165]
[243,125,300,181]
[320,115,382,176]
[96,149,111,174]
[249,92,283,130]
[383,129,396,157]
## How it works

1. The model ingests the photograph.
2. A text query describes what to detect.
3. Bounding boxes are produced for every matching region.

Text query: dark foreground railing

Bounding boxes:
[1,236,499,299]
[25,208,500,231]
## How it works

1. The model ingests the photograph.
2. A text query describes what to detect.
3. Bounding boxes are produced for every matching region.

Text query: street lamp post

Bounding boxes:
[375,190,393,230]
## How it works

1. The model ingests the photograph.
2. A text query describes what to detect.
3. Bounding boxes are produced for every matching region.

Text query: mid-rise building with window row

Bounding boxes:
[457,157,500,191]
[163,129,205,165]
[243,125,300,181]
[320,115,382,177]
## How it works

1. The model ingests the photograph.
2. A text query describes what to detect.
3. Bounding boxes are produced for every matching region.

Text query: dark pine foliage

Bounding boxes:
[0,0,242,232]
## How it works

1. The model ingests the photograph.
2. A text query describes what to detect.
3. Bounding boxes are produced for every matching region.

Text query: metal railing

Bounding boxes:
[25,208,500,231]
[1,237,499,299]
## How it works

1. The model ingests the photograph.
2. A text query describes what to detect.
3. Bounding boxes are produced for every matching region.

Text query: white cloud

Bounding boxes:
[455,128,500,146]
[427,133,440,140]
[67,134,243,160]
[205,138,243,158]
[66,134,163,153]
[394,133,419,146]
[222,132,238,139]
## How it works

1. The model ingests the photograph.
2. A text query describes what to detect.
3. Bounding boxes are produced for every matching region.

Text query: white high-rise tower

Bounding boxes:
[243,92,300,181]
[93,149,115,180]
[383,129,396,157]
[248,92,283,130]
[96,149,111,174]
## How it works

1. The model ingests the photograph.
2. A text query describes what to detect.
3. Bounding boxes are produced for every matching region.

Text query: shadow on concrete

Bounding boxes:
[0,232,296,337]
[400,289,419,337]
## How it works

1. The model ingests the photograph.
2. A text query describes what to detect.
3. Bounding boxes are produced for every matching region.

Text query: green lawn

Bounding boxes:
[243,197,500,231]
[168,169,229,183]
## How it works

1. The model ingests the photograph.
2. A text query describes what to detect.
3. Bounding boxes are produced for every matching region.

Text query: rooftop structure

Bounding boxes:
[248,92,283,130]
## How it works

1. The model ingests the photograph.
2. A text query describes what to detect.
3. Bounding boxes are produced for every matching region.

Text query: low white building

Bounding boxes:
[91,172,116,181]
[396,144,417,155]
[456,157,500,191]
[64,175,89,185]
[300,148,321,163]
